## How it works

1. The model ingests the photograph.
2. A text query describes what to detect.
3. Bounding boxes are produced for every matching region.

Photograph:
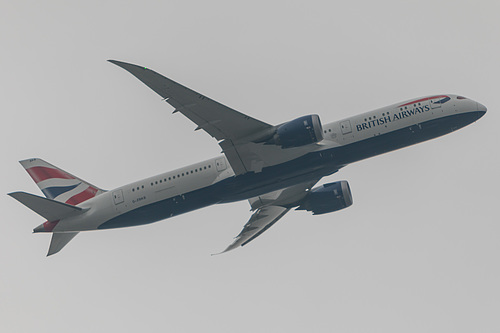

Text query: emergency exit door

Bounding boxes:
[113,189,124,205]
[340,120,352,134]
[215,158,227,172]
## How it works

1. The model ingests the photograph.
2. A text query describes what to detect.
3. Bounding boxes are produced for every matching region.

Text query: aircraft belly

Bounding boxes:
[97,187,221,229]
[97,164,332,229]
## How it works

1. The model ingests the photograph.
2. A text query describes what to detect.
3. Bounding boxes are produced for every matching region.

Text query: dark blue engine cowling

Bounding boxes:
[272,115,324,148]
[297,181,353,215]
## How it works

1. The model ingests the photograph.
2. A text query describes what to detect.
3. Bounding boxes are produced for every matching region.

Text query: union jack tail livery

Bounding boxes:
[19,158,105,205]
[8,159,106,256]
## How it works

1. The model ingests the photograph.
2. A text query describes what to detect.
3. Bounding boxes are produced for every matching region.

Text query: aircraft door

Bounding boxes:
[113,189,124,205]
[215,158,227,172]
[340,120,352,134]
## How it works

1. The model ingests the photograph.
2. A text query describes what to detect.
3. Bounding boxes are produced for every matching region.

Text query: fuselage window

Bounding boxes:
[155,181,158,185]
[142,185,144,189]
[132,188,135,192]
[177,174,180,178]
[204,166,207,170]
[208,165,211,168]
[151,182,153,186]
[168,177,171,180]
[137,187,139,191]
[173,176,176,179]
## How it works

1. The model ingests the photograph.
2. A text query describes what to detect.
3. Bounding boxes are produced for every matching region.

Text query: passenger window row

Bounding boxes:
[132,164,212,192]
[364,112,390,122]
[399,102,421,111]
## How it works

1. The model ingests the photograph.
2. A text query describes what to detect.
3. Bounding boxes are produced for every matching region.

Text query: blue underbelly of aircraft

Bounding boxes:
[98,111,482,230]
[332,110,483,166]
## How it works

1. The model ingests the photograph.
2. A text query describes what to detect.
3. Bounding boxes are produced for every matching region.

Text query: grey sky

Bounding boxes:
[1,1,499,332]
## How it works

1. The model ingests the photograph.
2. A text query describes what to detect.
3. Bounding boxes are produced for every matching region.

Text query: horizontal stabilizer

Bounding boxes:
[48,232,79,256]
[8,191,87,221]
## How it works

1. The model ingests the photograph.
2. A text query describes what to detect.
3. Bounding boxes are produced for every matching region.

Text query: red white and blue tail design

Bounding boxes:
[19,158,105,205]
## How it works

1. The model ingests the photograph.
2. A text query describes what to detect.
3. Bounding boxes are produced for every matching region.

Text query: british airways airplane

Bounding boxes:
[9,60,487,256]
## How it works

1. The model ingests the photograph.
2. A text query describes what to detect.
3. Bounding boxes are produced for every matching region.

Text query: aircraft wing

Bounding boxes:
[109,60,274,175]
[216,179,319,254]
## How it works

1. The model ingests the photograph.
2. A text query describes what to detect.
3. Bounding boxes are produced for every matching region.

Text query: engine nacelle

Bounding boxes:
[268,114,324,148]
[297,181,353,215]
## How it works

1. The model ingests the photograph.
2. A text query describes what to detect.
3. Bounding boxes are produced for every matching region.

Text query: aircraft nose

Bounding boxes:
[476,102,487,112]
[476,102,487,120]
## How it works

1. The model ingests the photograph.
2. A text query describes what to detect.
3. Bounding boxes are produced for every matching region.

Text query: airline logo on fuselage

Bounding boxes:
[356,104,431,132]
[354,94,457,133]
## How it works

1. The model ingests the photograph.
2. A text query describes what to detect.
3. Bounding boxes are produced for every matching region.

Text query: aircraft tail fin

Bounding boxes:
[19,158,105,205]
[47,232,79,256]
[8,192,87,221]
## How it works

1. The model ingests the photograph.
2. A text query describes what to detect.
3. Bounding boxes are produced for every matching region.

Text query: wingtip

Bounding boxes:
[211,243,238,256]
[211,246,234,256]
[211,250,228,256]
[107,60,148,71]
[107,59,123,66]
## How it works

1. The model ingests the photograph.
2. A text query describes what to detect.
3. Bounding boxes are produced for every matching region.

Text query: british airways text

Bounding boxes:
[356,105,431,132]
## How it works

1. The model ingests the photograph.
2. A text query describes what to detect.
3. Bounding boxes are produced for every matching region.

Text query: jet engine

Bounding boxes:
[297,181,353,215]
[266,115,324,148]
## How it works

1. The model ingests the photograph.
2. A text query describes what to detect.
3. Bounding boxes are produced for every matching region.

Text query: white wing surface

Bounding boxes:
[109,60,274,175]
[216,180,319,254]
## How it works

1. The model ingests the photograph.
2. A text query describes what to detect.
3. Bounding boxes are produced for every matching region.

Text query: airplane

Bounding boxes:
[8,60,487,256]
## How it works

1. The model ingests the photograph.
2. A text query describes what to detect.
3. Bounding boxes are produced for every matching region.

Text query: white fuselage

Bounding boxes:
[53,94,485,232]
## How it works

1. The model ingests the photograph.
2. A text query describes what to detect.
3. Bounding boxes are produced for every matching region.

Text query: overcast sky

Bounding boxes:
[1,1,499,332]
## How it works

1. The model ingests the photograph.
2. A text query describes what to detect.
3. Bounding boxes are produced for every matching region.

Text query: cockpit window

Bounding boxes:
[457,96,467,100]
